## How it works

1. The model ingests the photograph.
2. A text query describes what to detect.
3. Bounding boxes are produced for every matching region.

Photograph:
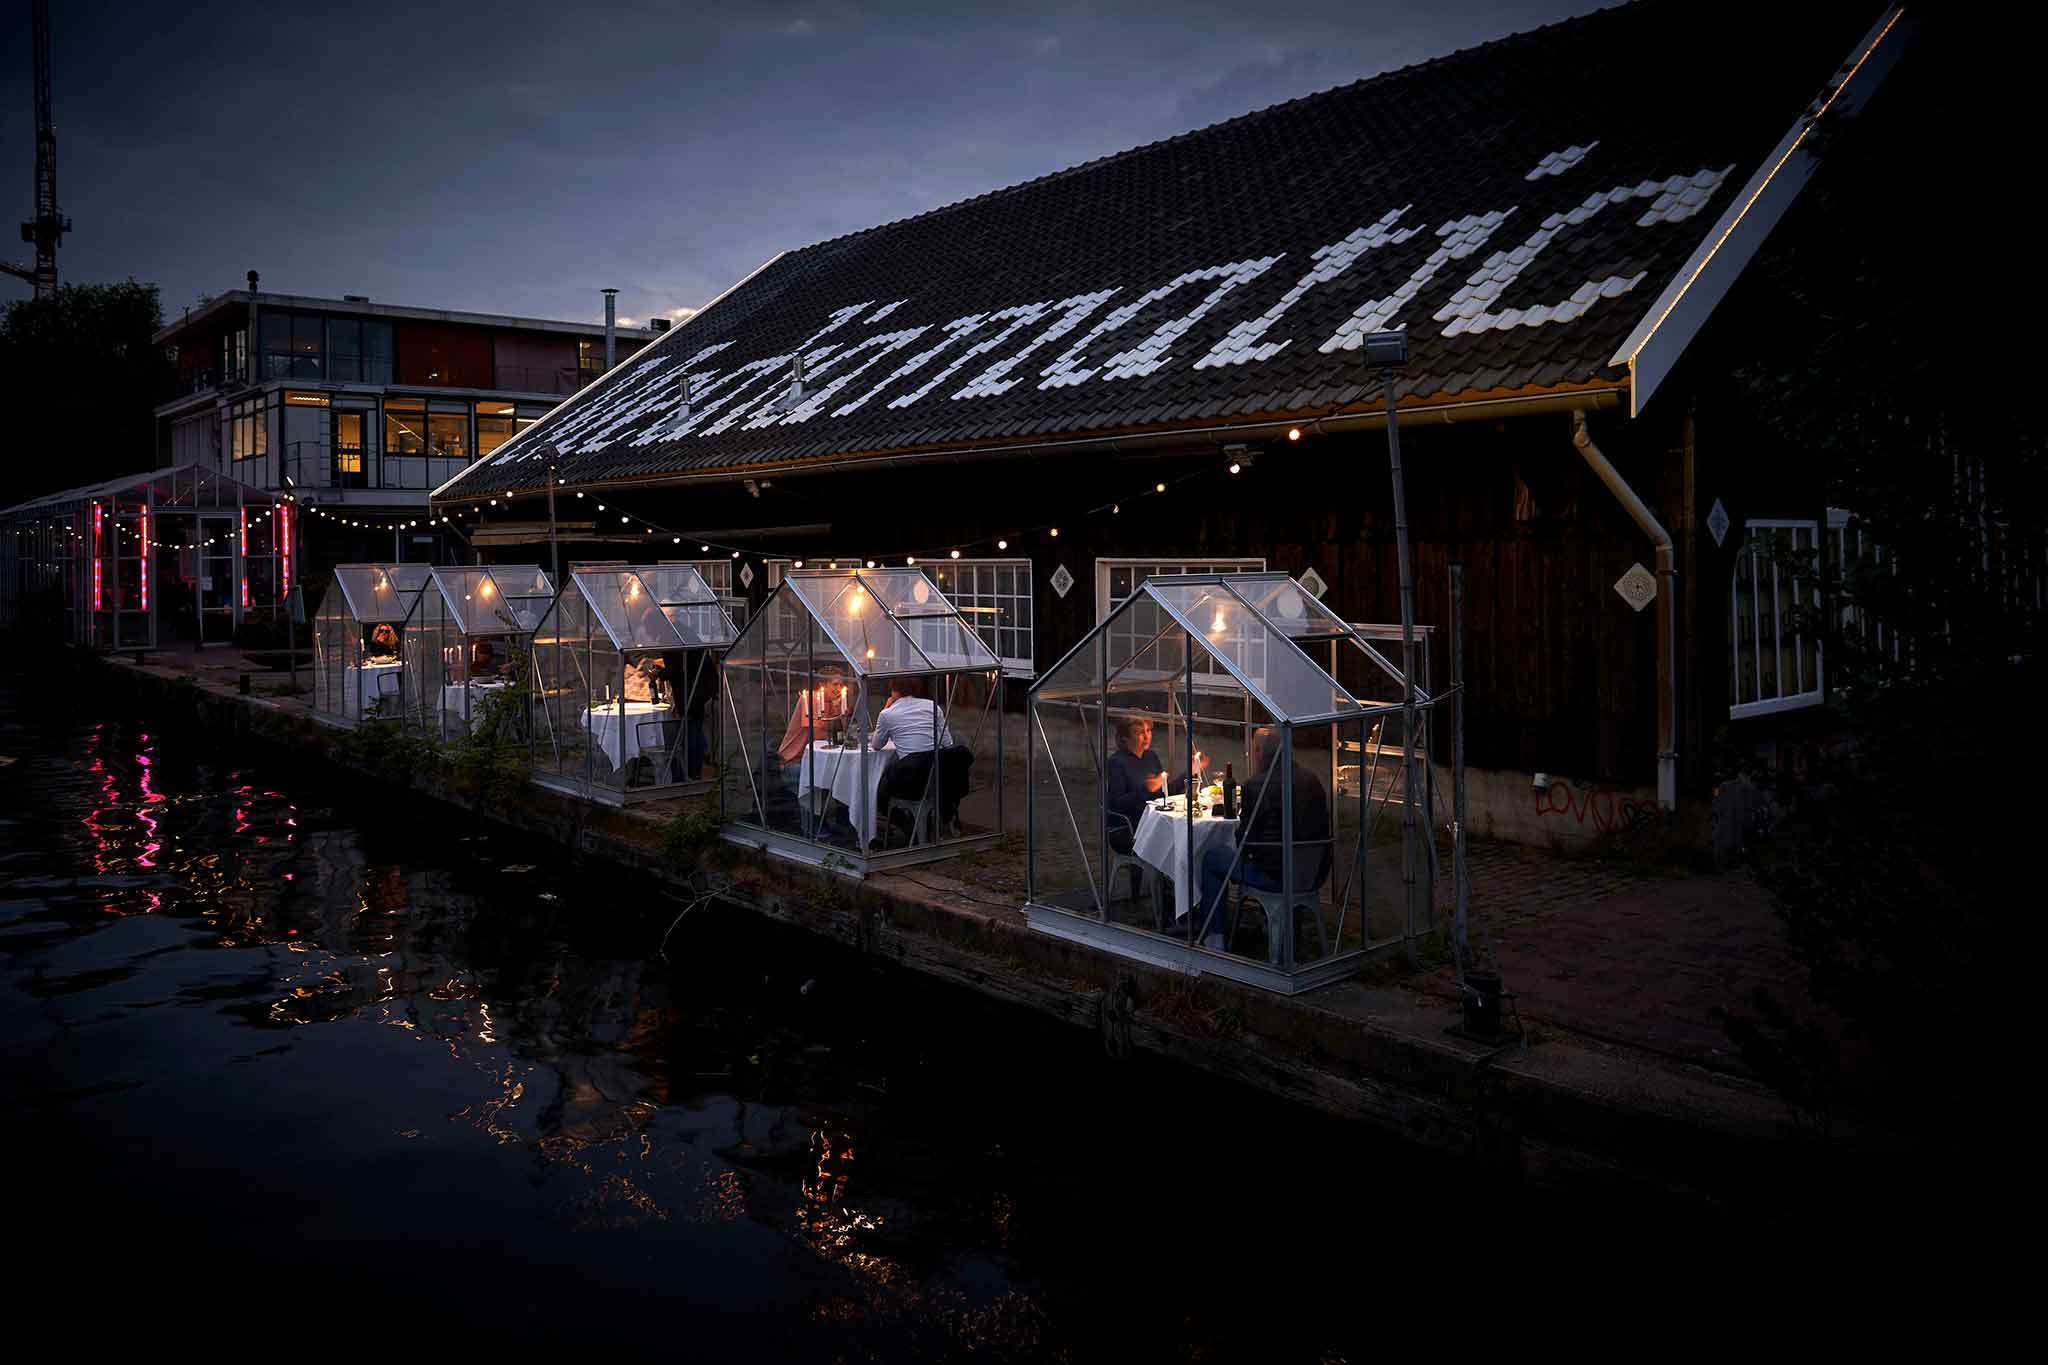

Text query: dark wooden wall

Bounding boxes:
[529,402,1731,790]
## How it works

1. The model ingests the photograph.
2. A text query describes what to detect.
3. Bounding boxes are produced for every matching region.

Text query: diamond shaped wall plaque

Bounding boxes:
[1707,498,1730,548]
[738,562,754,589]
[1049,563,1074,599]
[1297,566,1328,598]
[1613,561,1656,612]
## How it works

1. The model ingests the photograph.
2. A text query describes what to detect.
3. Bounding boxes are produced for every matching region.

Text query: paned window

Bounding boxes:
[1096,557,1265,689]
[1731,520,1822,718]
[229,396,268,462]
[476,401,516,456]
[931,558,1034,675]
[384,397,426,457]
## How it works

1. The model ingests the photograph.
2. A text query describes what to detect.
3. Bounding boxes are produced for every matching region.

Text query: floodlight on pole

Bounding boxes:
[1361,327,1424,964]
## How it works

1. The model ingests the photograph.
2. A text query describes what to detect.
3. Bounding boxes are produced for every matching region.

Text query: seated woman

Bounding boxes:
[1103,716,1204,854]
[468,638,513,680]
[365,622,400,663]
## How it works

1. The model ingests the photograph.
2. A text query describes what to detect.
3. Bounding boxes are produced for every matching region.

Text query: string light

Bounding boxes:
[997,539,1007,550]
[1287,427,1302,442]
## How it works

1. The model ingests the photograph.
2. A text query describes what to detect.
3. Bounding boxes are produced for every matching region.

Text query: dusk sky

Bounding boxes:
[2,0,1599,329]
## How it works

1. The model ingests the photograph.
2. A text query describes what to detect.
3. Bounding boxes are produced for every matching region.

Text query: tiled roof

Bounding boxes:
[443,0,1881,499]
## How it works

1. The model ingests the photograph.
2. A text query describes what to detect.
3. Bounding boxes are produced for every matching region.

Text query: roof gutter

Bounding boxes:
[1571,408,1676,812]
[441,383,1623,504]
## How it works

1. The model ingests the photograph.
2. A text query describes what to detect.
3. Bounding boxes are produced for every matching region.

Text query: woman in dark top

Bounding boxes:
[1103,716,1204,852]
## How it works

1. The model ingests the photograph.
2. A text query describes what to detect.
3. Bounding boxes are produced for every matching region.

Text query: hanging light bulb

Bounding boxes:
[949,549,960,559]
[997,540,1007,550]
[1050,527,1060,537]
[1287,427,1302,442]
[1156,482,1167,493]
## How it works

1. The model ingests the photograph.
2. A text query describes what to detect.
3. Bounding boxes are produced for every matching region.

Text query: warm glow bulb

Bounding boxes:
[1050,527,1059,537]
[997,540,1007,550]
[1156,482,1166,493]
[950,549,960,559]
[1287,427,1302,442]
[1228,462,1241,475]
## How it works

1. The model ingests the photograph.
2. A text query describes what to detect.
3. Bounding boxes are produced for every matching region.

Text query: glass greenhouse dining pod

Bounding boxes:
[1024,573,1439,994]
[529,565,738,805]
[720,568,1005,874]
[311,563,431,728]
[403,565,555,743]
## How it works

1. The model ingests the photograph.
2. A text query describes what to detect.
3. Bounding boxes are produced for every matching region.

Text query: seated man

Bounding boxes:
[469,638,513,680]
[1196,726,1330,951]
[870,679,966,840]
[1103,716,1204,854]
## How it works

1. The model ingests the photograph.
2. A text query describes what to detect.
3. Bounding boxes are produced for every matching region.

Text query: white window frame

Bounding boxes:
[1826,507,1899,661]
[1096,556,1266,694]
[1730,519,1823,719]
[929,557,1034,676]
[1094,557,1267,622]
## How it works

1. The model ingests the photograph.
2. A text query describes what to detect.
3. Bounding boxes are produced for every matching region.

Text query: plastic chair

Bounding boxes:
[371,668,401,717]
[631,717,680,787]
[1227,840,1335,964]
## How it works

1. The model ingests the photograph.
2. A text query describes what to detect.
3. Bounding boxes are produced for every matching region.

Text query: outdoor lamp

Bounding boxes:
[1361,329,1409,366]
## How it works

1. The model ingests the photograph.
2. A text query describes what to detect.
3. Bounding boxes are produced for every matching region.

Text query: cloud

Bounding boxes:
[779,17,815,37]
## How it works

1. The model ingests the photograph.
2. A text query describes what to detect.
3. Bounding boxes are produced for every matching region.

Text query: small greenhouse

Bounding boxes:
[1025,572,1437,994]
[720,568,1006,873]
[311,563,432,728]
[403,564,555,743]
[529,564,737,805]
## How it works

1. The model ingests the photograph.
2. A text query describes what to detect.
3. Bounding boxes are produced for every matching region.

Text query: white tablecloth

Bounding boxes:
[358,661,402,716]
[443,680,511,734]
[1134,800,1239,922]
[583,701,671,770]
[795,742,892,847]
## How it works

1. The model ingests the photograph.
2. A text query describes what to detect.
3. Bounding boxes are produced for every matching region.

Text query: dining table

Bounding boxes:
[443,679,511,735]
[795,741,894,848]
[582,699,670,771]
[1133,796,1239,923]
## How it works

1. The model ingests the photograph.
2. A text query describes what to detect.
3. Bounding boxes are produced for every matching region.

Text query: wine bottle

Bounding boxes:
[1221,762,1236,819]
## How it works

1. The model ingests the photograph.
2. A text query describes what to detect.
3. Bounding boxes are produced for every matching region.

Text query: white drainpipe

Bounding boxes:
[1571,409,1677,811]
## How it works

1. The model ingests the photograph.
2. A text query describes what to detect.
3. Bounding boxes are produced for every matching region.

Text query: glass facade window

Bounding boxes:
[261,310,327,379]
[427,400,469,460]
[328,319,362,383]
[229,397,268,462]
[578,339,603,382]
[385,398,426,457]
[476,401,516,456]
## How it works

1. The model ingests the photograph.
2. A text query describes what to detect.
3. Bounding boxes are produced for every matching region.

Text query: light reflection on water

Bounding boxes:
[0,678,1431,1358]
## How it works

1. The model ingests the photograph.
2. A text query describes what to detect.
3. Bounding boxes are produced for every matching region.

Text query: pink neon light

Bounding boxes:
[93,504,102,610]
[139,508,148,611]
[280,505,291,593]
[240,508,250,608]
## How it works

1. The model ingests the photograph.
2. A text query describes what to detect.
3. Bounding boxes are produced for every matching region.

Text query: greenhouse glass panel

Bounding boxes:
[311,562,429,728]
[526,565,734,806]
[720,568,1006,875]
[1027,574,1430,995]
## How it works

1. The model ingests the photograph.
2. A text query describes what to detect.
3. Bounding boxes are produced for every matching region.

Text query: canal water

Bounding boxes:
[0,675,1602,1357]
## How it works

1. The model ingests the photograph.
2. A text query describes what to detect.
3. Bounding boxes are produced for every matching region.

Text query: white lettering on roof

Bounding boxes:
[1197,211,1417,367]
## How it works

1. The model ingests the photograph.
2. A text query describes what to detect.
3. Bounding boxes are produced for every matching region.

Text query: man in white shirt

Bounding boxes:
[868,677,952,754]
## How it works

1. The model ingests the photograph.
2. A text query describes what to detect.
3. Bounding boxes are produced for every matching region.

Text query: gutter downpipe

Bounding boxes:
[1570,409,1676,812]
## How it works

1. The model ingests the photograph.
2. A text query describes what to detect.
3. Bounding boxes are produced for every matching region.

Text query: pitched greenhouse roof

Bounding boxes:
[441,0,1894,500]
[730,568,999,678]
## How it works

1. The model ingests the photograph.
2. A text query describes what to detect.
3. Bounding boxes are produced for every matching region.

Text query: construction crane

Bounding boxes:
[2,0,68,298]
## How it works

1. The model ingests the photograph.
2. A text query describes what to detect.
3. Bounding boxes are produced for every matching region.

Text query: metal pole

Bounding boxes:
[602,289,619,371]
[1381,364,1421,950]
[546,462,560,589]
[1451,564,1471,979]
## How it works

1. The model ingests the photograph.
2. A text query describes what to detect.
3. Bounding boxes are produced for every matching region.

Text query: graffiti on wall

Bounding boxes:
[1532,778,1657,835]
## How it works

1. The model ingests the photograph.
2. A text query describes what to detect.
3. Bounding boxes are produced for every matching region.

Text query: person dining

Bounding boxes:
[1196,726,1330,952]
[870,678,971,845]
[1104,716,1204,855]
[365,622,400,662]
[468,637,513,681]
[777,664,850,783]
